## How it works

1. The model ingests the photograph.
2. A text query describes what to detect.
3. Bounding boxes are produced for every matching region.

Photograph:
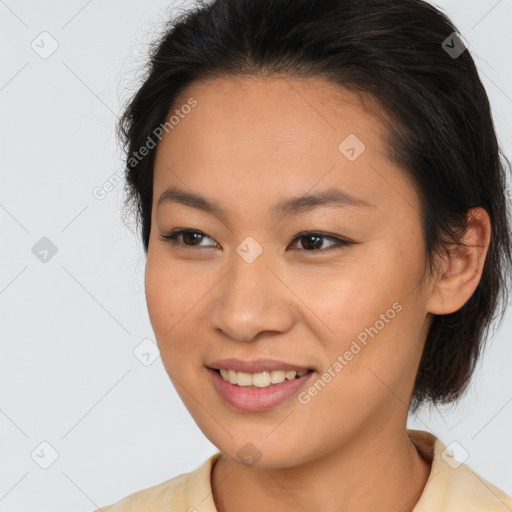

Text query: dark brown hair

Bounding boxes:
[118,0,512,414]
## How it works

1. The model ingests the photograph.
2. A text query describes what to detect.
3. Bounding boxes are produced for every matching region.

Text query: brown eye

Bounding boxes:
[288,232,351,252]
[160,229,217,247]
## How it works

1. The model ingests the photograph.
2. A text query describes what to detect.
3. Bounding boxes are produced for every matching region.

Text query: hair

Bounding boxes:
[118,0,512,414]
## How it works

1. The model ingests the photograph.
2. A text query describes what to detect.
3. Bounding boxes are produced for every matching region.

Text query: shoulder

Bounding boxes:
[93,452,221,512]
[408,429,512,512]
[431,457,512,511]
[95,473,189,512]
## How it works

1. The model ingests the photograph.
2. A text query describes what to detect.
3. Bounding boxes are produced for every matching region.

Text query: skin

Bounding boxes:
[145,75,491,512]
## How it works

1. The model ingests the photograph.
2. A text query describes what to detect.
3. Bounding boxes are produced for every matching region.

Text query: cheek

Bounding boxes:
[145,244,203,325]
[303,241,425,370]
[145,258,173,337]
[144,251,198,358]
[289,252,393,344]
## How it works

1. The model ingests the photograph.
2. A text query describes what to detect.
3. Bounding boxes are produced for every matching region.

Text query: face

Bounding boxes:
[145,75,436,468]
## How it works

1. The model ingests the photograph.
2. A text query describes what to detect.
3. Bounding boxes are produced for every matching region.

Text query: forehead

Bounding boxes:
[170,74,388,141]
[152,74,416,218]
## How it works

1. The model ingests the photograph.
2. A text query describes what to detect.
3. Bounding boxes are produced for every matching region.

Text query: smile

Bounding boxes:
[208,366,315,412]
[217,368,310,387]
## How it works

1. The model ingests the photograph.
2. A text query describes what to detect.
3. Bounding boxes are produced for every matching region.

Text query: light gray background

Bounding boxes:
[1,1,511,510]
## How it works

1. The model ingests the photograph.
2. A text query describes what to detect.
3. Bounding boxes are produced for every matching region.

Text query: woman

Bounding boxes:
[96,0,512,510]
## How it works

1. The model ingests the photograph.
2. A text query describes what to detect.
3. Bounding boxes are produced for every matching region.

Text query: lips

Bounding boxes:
[208,366,315,412]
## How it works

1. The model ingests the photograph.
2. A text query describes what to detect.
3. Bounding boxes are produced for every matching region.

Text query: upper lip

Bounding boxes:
[207,358,313,373]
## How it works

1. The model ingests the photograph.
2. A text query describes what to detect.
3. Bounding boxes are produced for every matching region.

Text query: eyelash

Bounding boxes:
[159,229,352,253]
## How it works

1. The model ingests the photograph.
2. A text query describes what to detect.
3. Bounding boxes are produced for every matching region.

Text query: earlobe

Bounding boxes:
[426,207,492,315]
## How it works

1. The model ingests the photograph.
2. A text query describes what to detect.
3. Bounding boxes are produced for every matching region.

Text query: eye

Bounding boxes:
[287,231,351,252]
[160,229,351,252]
[160,229,218,248]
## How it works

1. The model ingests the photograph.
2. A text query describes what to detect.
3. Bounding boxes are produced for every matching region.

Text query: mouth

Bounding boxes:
[206,360,316,412]
[210,367,313,388]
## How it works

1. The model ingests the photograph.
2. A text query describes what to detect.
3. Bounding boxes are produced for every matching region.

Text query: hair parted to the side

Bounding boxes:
[117,0,512,414]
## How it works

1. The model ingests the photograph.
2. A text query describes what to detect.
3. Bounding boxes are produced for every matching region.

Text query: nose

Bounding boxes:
[209,253,296,343]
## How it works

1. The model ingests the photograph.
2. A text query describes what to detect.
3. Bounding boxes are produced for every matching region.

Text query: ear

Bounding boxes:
[427,207,492,315]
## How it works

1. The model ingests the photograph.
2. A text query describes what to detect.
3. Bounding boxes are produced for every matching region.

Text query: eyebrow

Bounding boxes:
[157,186,375,219]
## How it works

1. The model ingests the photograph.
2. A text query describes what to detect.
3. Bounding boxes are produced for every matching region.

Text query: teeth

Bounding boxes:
[252,371,271,387]
[217,368,309,387]
[270,370,285,384]
[237,372,253,386]
[228,369,237,385]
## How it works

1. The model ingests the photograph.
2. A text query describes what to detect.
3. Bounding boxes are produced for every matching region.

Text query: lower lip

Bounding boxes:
[208,368,314,412]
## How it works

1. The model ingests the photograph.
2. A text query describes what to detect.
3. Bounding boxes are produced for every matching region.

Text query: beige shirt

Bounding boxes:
[95,429,512,511]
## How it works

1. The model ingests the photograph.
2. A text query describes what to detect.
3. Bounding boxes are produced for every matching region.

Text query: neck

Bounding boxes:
[211,422,432,512]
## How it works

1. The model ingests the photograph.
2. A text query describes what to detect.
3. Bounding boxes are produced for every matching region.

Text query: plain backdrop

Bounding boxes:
[1,0,511,510]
